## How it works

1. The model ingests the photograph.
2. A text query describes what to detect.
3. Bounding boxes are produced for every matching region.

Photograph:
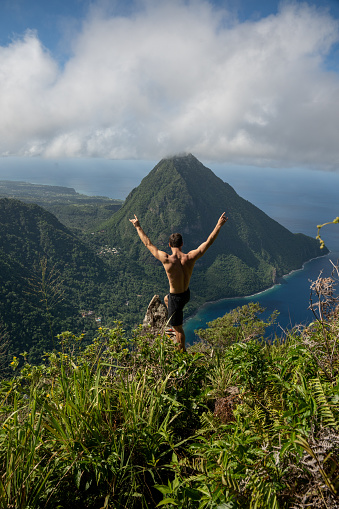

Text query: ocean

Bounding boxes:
[184,251,339,344]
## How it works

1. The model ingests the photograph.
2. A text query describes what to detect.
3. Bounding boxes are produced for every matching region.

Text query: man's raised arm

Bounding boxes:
[129,214,168,263]
[188,212,228,261]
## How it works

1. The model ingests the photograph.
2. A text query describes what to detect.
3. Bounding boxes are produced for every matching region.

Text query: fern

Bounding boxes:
[200,410,218,432]
[250,474,280,509]
[310,378,338,429]
[294,434,338,497]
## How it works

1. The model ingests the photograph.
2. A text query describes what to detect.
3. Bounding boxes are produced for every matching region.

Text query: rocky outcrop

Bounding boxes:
[142,295,168,335]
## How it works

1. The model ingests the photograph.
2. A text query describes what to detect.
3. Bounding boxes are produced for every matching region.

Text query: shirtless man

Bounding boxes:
[129,212,228,351]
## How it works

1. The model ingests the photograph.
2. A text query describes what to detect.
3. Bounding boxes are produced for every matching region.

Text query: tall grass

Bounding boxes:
[0,328,205,508]
[0,276,339,508]
[0,389,52,509]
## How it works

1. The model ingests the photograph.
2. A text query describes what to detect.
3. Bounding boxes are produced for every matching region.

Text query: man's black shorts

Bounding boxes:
[167,288,190,327]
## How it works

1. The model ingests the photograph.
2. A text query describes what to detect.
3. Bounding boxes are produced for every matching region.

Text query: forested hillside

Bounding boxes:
[0,180,123,232]
[0,199,145,362]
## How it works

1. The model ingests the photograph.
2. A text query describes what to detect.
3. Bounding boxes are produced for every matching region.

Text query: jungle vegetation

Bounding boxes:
[0,266,338,508]
[0,198,149,363]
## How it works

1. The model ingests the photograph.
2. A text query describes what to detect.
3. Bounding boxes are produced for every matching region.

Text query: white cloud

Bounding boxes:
[0,0,339,168]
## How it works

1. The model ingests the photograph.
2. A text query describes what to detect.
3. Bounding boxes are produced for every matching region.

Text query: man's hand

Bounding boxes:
[129,214,168,263]
[129,214,140,228]
[217,212,228,227]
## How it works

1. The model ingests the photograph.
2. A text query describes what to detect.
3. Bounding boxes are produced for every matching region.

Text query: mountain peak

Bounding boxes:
[163,153,196,163]
[104,154,324,305]
[160,152,206,169]
[150,153,226,191]
[163,152,193,159]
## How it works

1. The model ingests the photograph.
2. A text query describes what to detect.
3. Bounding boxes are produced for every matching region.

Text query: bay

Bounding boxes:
[184,250,339,344]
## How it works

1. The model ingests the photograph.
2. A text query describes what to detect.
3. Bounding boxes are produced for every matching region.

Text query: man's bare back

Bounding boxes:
[130,212,228,350]
[162,251,195,294]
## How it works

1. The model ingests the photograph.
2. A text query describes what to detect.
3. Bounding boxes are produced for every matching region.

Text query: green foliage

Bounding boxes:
[316,216,339,249]
[1,299,339,508]
[153,301,339,508]
[0,386,53,509]
[0,325,210,508]
[196,302,278,348]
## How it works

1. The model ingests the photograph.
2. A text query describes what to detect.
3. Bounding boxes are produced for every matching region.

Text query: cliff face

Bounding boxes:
[104,154,326,301]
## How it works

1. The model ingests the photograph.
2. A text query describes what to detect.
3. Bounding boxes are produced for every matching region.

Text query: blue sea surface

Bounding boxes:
[184,251,339,345]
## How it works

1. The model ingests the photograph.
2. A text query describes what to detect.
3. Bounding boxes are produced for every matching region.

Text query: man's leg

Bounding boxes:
[173,325,186,352]
[164,295,186,351]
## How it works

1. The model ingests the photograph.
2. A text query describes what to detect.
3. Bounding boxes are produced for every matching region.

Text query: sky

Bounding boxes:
[1,0,339,170]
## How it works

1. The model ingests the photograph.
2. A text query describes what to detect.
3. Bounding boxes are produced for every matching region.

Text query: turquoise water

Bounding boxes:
[184,250,339,345]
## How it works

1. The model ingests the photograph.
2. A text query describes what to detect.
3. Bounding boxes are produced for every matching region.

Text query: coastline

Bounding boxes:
[184,251,333,327]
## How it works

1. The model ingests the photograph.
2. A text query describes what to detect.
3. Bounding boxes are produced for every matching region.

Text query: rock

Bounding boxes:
[214,387,240,424]
[142,295,168,335]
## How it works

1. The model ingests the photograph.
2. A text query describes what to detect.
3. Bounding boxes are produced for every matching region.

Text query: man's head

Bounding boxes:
[169,233,183,248]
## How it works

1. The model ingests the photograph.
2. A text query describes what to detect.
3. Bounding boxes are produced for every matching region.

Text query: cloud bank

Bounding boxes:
[0,0,339,168]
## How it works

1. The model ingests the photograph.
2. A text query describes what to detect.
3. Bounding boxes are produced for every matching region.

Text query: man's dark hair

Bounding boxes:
[169,233,183,248]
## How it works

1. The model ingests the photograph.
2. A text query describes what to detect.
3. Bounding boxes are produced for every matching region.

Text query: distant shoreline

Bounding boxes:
[184,251,330,326]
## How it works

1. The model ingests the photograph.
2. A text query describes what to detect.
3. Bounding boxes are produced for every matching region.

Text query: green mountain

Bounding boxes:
[104,154,326,304]
[0,198,129,362]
